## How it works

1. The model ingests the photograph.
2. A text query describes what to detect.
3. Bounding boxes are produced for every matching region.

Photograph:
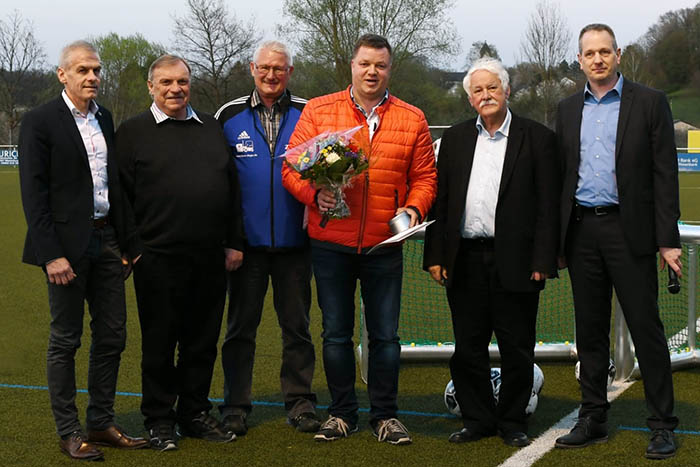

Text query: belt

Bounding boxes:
[93,216,109,229]
[576,204,619,216]
[460,237,494,249]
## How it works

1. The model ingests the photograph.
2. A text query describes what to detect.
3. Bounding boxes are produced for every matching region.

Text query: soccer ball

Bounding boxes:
[444,379,460,416]
[444,364,544,417]
[526,364,545,416]
[532,363,544,395]
[574,358,616,388]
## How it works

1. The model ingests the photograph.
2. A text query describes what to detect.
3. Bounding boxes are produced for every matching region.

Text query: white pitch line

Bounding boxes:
[497,380,635,467]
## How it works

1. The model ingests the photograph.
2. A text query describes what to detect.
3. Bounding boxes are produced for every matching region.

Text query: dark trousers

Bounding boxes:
[46,225,126,437]
[311,246,403,426]
[566,210,678,430]
[220,248,316,419]
[446,239,539,435]
[133,248,226,429]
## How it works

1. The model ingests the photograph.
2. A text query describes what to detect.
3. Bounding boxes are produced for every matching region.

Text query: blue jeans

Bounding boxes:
[311,246,402,426]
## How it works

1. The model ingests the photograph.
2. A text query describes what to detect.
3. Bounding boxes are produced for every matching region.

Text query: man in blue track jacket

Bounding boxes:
[215,40,320,436]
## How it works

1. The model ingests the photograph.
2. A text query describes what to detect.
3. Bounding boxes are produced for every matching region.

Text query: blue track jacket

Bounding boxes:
[216,90,307,249]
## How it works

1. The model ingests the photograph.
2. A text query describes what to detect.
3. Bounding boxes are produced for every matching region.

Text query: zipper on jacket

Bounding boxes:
[357,171,370,254]
[252,113,276,248]
[355,120,372,254]
[270,111,289,248]
[269,154,275,248]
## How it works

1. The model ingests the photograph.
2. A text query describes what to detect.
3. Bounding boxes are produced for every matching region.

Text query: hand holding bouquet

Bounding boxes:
[283,126,369,227]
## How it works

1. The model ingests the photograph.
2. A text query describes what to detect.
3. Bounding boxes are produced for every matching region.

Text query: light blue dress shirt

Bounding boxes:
[576,74,624,207]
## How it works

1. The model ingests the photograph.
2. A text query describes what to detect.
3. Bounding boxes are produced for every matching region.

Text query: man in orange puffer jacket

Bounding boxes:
[282,34,436,446]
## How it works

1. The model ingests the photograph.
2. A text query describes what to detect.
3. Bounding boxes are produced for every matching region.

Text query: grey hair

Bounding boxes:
[58,40,99,69]
[578,23,618,52]
[253,40,293,67]
[463,57,510,97]
[148,54,191,81]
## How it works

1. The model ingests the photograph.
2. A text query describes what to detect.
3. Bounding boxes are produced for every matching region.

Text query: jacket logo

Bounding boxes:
[238,130,251,139]
[236,140,255,153]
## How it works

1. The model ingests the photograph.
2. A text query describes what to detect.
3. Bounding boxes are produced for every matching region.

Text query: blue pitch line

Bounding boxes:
[618,425,700,436]
[1,383,455,419]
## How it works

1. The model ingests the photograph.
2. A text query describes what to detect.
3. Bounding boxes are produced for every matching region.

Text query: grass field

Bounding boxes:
[1,166,700,466]
[668,87,700,128]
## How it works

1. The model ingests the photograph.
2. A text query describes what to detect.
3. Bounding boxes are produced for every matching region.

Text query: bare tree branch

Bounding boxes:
[520,0,571,78]
[0,10,45,144]
[518,0,572,127]
[280,0,460,89]
[172,0,260,109]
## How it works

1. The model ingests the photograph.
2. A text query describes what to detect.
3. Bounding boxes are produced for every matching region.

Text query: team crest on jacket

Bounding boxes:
[235,130,257,157]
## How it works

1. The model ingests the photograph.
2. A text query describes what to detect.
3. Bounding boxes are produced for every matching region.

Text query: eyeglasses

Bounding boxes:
[254,64,289,76]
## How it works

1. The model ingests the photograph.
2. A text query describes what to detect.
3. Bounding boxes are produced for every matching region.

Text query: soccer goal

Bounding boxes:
[356,224,700,382]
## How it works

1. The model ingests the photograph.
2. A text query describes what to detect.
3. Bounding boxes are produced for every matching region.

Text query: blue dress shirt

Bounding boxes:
[576,74,624,207]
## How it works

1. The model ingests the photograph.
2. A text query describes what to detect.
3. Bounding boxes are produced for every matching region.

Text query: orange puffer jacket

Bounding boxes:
[282,87,437,253]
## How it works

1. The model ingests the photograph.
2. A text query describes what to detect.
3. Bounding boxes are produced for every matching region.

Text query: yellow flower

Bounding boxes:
[302,156,310,163]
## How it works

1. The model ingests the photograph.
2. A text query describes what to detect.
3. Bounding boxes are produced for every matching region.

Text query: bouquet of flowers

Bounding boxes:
[283,125,369,226]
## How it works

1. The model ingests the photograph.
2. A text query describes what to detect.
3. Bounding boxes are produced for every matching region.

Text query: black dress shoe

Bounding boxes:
[59,431,104,461]
[501,431,530,447]
[555,417,608,448]
[222,414,248,436]
[646,429,676,460]
[289,412,321,433]
[448,427,486,443]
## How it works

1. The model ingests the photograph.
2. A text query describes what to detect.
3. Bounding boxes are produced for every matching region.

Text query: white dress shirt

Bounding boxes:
[150,102,202,124]
[62,90,109,219]
[461,109,512,238]
[350,87,389,142]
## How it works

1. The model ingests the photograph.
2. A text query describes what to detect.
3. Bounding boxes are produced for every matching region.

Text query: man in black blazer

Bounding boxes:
[554,24,681,460]
[423,57,559,447]
[19,41,146,461]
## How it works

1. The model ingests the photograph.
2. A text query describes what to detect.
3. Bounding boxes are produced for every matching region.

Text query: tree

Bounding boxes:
[520,0,572,74]
[519,0,572,127]
[93,33,165,126]
[620,43,651,85]
[281,0,460,89]
[465,41,500,69]
[172,0,259,111]
[640,6,700,91]
[0,10,46,144]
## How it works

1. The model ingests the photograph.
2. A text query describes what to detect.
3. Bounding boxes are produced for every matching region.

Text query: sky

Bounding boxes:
[3,0,698,70]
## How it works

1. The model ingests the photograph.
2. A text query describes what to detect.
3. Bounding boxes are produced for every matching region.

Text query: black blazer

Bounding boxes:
[423,113,560,292]
[557,79,681,256]
[19,96,129,266]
